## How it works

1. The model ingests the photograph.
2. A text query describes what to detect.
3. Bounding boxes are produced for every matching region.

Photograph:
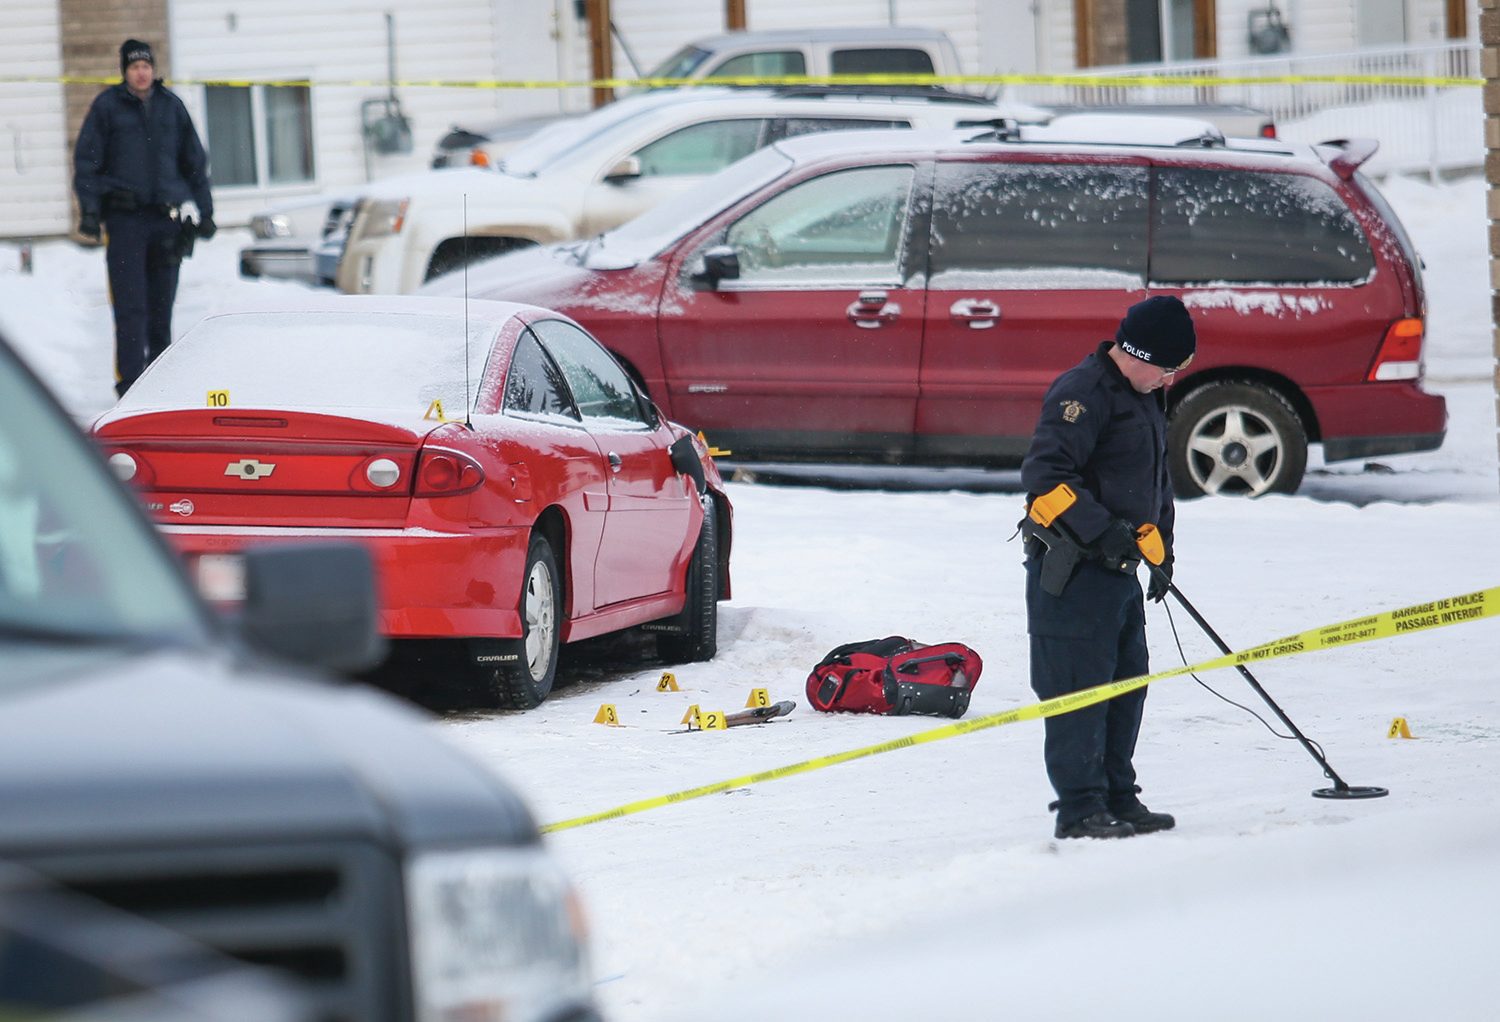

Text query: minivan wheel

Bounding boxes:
[1168,382,1308,498]
[468,534,561,709]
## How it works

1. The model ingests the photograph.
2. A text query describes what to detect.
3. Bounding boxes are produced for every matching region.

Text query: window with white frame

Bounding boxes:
[204,83,314,188]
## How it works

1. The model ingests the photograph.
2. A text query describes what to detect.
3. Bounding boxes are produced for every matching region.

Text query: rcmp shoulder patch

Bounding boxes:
[1060,399,1086,423]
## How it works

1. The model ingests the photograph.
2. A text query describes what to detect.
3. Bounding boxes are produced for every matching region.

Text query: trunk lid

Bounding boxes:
[95,410,447,528]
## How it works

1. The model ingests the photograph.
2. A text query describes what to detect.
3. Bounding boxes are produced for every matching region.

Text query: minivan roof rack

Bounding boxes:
[766,84,995,106]
[1174,129,1226,148]
[962,118,1022,142]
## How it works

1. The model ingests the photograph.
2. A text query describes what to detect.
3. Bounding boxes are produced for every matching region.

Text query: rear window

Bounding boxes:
[118,313,498,416]
[1150,168,1375,285]
[831,48,936,74]
[929,162,1149,288]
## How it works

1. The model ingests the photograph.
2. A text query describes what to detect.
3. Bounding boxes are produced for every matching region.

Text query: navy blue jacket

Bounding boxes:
[1021,341,1176,551]
[73,81,212,219]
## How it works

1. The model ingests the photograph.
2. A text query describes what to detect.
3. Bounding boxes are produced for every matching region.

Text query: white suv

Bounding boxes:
[337,86,1026,295]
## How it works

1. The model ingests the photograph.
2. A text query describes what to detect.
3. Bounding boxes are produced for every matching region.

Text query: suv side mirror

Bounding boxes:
[693,245,740,287]
[603,155,642,183]
[240,543,386,673]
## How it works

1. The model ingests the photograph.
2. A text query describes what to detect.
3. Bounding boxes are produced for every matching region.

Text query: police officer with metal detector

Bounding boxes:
[1019,295,1196,840]
[73,39,215,398]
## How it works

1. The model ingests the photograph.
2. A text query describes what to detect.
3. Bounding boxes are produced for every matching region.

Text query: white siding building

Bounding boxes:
[0,0,1482,238]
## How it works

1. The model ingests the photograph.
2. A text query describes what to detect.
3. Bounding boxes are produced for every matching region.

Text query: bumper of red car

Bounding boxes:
[162,524,528,639]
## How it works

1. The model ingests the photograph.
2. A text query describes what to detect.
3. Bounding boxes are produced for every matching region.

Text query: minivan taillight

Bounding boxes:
[1368,318,1424,381]
[415,449,485,496]
[1260,122,1277,139]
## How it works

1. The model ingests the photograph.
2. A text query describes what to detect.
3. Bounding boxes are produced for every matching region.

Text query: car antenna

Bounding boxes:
[462,193,473,429]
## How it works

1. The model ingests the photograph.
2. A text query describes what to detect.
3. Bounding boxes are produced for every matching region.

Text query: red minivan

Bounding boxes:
[449,125,1446,497]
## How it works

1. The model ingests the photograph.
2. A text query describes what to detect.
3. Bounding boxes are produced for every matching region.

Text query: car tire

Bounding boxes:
[1168,381,1308,498]
[470,533,561,709]
[655,496,718,664]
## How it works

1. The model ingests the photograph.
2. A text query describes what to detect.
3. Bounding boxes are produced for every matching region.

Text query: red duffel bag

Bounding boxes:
[806,636,982,718]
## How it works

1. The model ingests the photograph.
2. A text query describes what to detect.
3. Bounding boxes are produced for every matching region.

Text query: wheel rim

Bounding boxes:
[1183,403,1286,497]
[521,560,556,682]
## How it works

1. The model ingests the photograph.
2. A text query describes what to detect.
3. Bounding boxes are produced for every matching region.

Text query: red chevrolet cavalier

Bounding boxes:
[93,296,731,709]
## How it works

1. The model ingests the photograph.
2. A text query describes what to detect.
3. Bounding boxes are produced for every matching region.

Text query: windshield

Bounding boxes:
[589,144,795,261]
[0,340,210,652]
[118,312,500,417]
[500,94,681,177]
[645,45,712,82]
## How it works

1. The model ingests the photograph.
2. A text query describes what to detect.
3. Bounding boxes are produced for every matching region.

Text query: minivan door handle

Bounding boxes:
[847,290,901,329]
[607,452,623,473]
[950,298,1001,329]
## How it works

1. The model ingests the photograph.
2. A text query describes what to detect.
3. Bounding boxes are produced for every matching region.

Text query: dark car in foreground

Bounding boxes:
[0,330,598,1021]
[446,124,1445,497]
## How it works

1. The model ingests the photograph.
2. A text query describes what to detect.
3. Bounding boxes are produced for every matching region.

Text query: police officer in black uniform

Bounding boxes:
[73,39,214,398]
[1020,295,1197,840]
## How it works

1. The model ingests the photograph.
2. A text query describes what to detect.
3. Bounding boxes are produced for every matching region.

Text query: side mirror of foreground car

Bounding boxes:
[240,543,387,674]
[603,154,642,183]
[693,245,740,287]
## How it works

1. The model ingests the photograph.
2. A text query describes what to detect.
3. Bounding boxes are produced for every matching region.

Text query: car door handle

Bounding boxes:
[847,291,900,329]
[608,451,623,473]
[950,298,1001,329]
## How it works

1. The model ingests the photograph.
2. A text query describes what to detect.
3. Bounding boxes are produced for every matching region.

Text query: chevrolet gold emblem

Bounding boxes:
[225,458,276,480]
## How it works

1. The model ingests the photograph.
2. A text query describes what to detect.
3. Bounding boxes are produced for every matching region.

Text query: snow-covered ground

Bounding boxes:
[1,173,1497,1021]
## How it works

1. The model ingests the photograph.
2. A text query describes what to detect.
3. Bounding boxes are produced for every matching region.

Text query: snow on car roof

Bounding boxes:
[101,296,562,423]
[687,25,953,47]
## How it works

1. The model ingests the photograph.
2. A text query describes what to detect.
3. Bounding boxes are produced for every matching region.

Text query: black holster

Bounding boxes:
[1020,517,1139,597]
[1019,517,1085,598]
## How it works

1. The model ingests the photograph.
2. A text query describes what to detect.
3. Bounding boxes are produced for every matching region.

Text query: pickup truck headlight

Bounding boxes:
[362,198,409,237]
[406,847,593,1022]
[250,213,292,239]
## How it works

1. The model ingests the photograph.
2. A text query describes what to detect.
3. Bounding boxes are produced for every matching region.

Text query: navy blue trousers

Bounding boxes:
[105,210,182,397]
[1026,558,1150,828]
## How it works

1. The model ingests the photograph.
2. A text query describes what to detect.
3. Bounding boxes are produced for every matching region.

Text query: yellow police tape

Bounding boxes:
[1,72,1484,89]
[540,585,1497,834]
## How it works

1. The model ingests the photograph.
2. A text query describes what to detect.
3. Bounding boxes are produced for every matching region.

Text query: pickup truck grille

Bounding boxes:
[23,840,405,1022]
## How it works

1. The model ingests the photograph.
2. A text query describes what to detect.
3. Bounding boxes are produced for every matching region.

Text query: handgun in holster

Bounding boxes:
[1018,484,1165,597]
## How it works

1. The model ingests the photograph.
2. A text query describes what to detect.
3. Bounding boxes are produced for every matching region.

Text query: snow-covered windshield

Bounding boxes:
[119,313,499,416]
[582,144,795,264]
[0,342,209,650]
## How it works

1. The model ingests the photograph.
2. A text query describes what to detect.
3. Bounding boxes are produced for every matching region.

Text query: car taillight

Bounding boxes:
[415,449,485,496]
[1367,317,1424,381]
[1260,123,1277,139]
[105,449,155,486]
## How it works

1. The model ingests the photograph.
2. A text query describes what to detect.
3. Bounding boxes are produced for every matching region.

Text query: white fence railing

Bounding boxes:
[1015,42,1483,181]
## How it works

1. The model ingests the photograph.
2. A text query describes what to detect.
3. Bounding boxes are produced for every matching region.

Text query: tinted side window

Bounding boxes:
[831,48,936,74]
[1151,168,1375,285]
[725,165,915,285]
[775,117,908,141]
[530,320,649,427]
[503,331,580,421]
[708,51,806,78]
[929,162,1148,288]
[632,119,766,177]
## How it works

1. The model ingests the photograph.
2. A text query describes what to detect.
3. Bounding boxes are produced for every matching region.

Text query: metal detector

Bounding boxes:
[1136,525,1387,800]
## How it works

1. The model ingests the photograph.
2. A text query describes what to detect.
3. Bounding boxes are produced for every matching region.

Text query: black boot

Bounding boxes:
[1110,803,1176,834]
[1055,811,1136,839]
